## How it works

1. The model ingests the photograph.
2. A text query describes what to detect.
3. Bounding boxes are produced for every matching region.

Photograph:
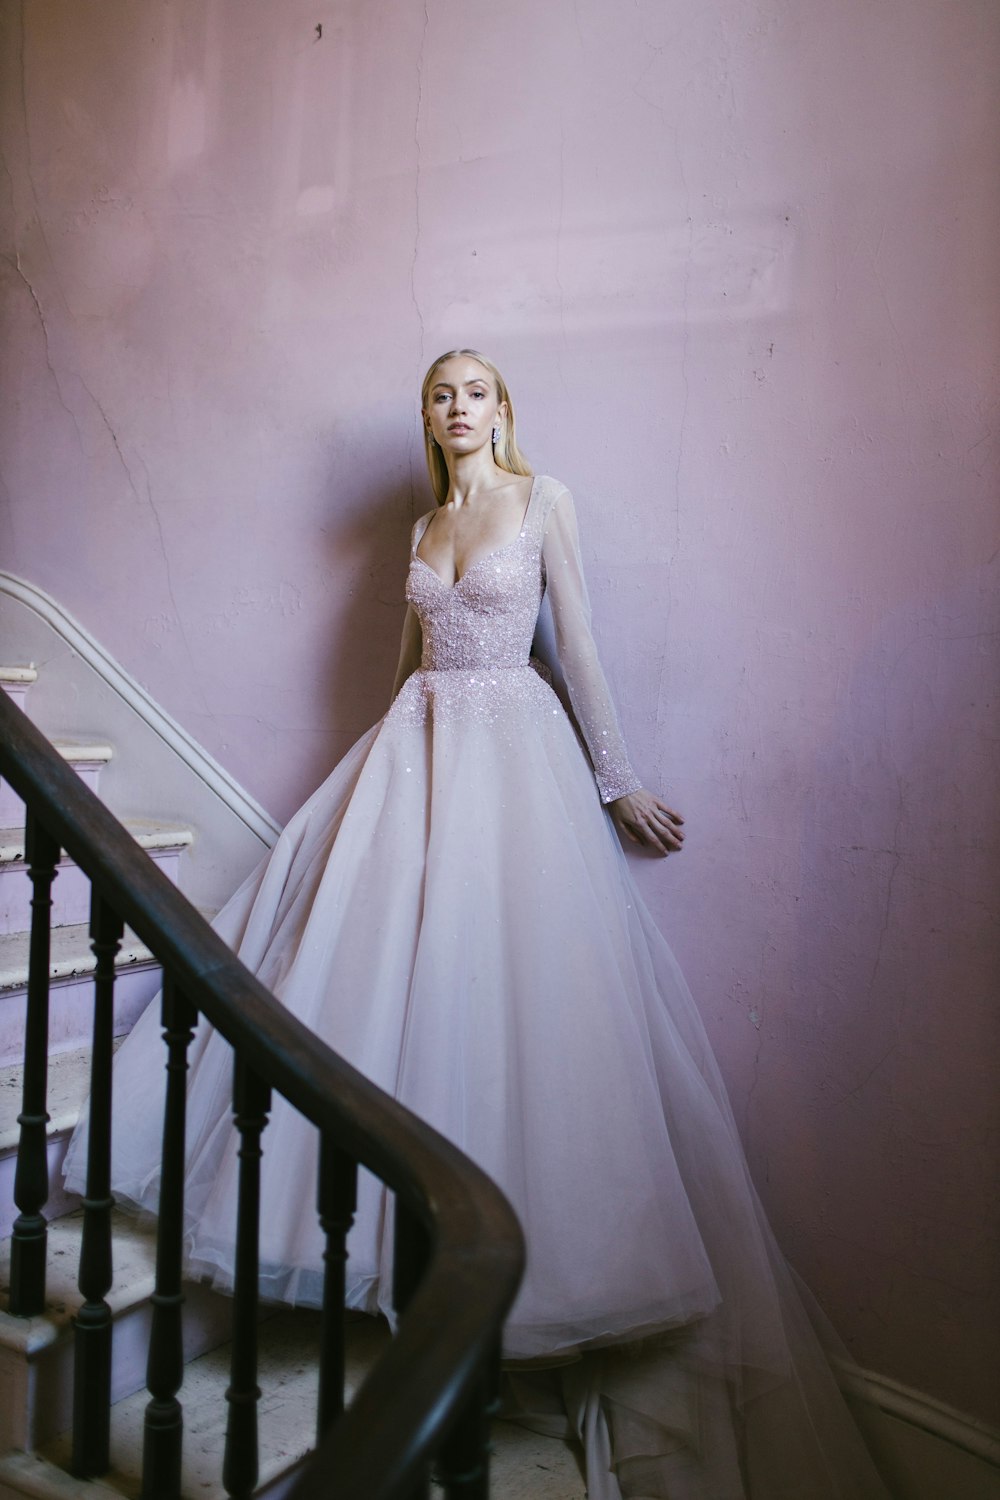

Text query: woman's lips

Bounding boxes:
[448,423,471,433]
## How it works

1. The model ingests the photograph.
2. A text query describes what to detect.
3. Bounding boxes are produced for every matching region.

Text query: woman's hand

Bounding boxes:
[609,789,685,856]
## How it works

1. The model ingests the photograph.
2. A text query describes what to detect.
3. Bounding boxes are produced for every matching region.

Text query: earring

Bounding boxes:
[492,423,501,444]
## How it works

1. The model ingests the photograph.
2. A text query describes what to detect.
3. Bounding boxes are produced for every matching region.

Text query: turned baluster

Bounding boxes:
[71,890,124,1476]
[9,814,59,1316]
[142,978,196,1500]
[316,1137,358,1438]
[222,1058,271,1500]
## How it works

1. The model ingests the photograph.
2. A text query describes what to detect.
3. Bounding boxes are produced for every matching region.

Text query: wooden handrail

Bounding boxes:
[0,687,525,1499]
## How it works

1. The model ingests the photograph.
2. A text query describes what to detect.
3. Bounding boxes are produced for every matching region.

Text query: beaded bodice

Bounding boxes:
[406,527,543,672]
[400,475,641,804]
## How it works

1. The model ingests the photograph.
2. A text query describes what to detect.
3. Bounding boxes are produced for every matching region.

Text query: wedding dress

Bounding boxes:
[64,475,889,1498]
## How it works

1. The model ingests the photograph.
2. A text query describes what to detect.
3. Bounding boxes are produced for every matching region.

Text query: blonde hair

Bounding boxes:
[420,348,532,504]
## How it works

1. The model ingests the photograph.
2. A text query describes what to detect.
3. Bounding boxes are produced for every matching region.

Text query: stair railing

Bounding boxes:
[0,688,525,1500]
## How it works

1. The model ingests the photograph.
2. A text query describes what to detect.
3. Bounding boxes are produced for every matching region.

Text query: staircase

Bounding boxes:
[0,665,584,1500]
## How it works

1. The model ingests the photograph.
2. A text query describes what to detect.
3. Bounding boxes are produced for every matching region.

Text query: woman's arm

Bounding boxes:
[541,487,684,855]
[390,604,423,702]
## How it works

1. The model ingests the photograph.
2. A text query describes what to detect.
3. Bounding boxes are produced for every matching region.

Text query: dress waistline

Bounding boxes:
[417,663,534,675]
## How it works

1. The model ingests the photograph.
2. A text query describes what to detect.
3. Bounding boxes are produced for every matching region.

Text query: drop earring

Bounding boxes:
[492,423,501,445]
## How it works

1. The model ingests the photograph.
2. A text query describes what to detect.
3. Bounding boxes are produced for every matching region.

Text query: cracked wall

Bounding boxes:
[1,0,998,1423]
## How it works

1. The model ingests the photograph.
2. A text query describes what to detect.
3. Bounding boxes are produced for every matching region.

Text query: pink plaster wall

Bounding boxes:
[2,0,997,1420]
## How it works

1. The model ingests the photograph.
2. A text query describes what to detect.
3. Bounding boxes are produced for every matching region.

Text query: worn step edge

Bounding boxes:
[0,1452,124,1500]
[0,925,157,995]
[51,743,113,766]
[0,822,193,866]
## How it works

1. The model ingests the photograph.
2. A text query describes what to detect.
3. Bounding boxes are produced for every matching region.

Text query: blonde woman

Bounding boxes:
[67,349,888,1499]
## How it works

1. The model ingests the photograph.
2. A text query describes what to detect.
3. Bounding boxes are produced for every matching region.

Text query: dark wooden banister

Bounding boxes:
[0,687,525,1499]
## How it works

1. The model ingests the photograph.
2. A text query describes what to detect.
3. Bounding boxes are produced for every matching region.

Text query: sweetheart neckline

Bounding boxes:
[410,533,530,592]
[412,474,538,590]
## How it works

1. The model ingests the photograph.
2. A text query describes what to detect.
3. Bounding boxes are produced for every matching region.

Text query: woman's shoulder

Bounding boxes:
[409,508,437,549]
[531,474,573,507]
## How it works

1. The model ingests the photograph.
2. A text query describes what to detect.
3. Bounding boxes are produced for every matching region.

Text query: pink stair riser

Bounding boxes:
[0,961,162,1068]
[0,784,24,832]
[0,844,184,938]
[0,762,104,833]
[0,685,31,713]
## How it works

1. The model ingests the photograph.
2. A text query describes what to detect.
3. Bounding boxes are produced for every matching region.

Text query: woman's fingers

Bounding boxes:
[649,812,683,852]
[610,789,686,856]
[645,808,683,849]
[629,815,673,855]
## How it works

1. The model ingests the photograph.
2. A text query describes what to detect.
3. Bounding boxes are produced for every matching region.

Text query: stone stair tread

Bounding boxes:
[0,1040,121,1155]
[0,820,193,865]
[0,1206,160,1355]
[0,924,157,993]
[111,817,194,850]
[21,1312,584,1500]
[0,1453,124,1500]
[51,741,114,764]
[46,1308,353,1500]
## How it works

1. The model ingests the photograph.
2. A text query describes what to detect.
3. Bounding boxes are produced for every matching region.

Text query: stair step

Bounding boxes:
[0,1312,584,1500]
[0,924,162,1066]
[0,820,193,936]
[0,741,113,831]
[0,667,38,698]
[0,1208,236,1453]
[0,922,155,995]
[0,1043,120,1239]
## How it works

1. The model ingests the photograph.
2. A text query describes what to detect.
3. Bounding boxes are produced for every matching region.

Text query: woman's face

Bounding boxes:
[424,356,507,458]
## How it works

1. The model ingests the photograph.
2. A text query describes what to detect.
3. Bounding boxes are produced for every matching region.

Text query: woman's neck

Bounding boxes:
[442,450,506,508]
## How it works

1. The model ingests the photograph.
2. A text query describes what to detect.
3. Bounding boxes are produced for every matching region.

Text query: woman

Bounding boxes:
[66,350,889,1498]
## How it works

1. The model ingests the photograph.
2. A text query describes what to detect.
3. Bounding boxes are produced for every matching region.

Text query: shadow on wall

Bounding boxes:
[313,457,421,771]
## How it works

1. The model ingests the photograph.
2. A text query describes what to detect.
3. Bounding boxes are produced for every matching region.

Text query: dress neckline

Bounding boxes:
[414,475,538,590]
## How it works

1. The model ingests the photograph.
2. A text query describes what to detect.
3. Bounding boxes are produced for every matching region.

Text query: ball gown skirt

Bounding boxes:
[64,476,889,1499]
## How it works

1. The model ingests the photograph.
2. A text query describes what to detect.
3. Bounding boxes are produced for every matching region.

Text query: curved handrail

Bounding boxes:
[0,688,525,1498]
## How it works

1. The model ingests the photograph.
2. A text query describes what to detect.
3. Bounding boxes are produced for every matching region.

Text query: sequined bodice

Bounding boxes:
[406,528,543,672]
[398,476,641,803]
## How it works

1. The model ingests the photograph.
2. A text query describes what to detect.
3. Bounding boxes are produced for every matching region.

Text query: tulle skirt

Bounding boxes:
[64,664,888,1498]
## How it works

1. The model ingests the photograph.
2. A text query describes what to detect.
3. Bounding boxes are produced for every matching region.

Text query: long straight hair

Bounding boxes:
[420,349,533,504]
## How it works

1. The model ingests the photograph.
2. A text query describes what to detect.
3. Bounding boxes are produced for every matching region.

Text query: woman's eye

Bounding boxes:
[471,391,485,399]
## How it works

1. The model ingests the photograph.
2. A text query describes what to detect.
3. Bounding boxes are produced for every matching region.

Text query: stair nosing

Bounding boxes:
[52,741,114,764]
[0,1452,127,1500]
[0,925,158,993]
[0,822,194,864]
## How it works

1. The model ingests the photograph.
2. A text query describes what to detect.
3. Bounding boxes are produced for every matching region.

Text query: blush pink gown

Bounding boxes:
[65,476,889,1499]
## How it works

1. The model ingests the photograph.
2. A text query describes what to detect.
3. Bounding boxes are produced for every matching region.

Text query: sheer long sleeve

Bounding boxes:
[541,487,642,803]
[390,604,422,702]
